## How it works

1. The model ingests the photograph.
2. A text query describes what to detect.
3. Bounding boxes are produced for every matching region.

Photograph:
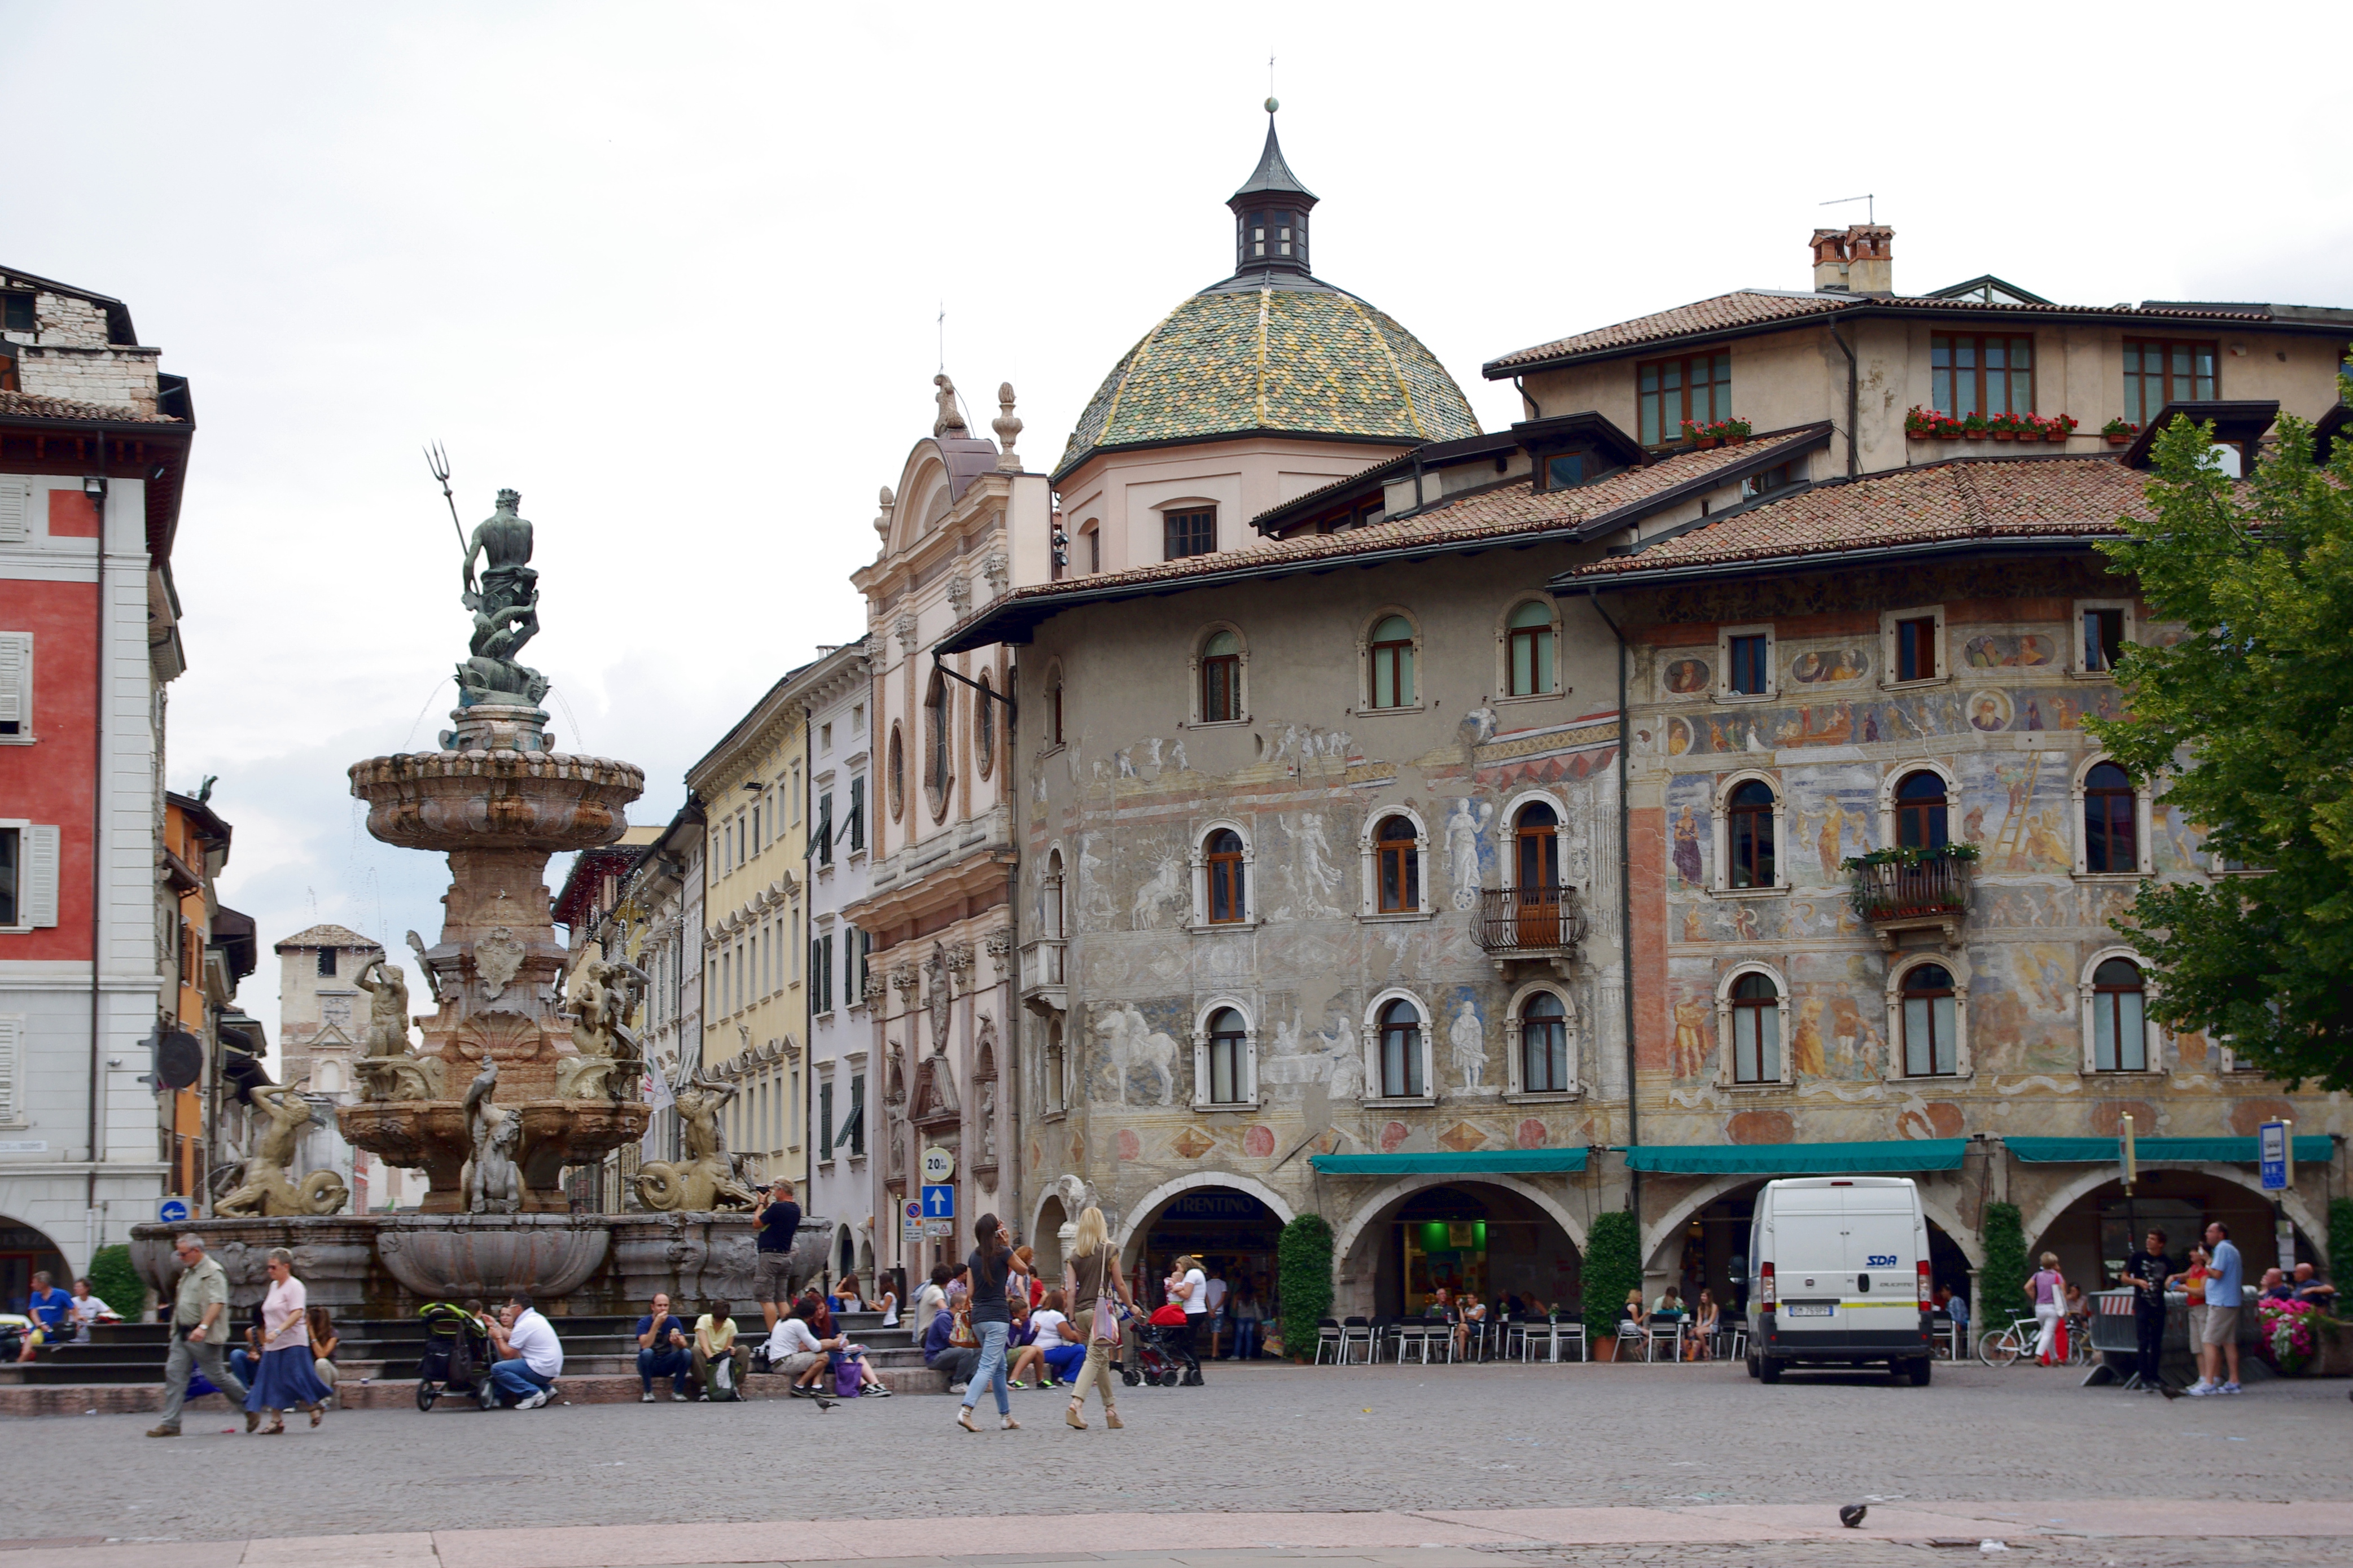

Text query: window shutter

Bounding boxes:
[0,1016,18,1122]
[847,777,864,852]
[24,824,59,927]
[0,633,27,726]
[0,481,26,545]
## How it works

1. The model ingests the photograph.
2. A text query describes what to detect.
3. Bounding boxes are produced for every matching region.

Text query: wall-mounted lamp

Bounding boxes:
[82,474,107,500]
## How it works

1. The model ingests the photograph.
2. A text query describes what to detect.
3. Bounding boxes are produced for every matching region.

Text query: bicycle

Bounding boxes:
[1978,1312,2094,1368]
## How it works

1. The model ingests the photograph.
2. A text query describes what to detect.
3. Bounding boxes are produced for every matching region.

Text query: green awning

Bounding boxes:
[2004,1135,2335,1165]
[1308,1149,1589,1175]
[1622,1139,1969,1175]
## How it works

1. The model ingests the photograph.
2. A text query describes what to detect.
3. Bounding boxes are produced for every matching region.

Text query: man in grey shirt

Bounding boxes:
[148,1235,251,1436]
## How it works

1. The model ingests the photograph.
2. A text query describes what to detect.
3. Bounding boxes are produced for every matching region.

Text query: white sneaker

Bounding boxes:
[671,1390,693,1402]
[516,1390,549,1410]
[2220,1382,2242,1395]
[2185,1382,2214,1396]
[640,1390,656,1403]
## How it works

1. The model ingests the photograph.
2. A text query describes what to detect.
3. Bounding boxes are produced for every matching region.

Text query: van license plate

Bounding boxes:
[1784,1304,1833,1317]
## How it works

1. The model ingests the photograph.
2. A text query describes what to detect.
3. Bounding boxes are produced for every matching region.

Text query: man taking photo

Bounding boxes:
[754,1180,801,1332]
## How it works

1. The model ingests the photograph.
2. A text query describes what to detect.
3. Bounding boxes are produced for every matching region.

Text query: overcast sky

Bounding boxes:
[6,1,2346,1052]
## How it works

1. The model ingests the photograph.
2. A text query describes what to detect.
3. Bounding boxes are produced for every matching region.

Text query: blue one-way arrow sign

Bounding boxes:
[922,1183,956,1220]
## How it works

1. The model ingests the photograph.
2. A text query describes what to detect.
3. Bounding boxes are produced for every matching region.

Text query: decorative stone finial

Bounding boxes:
[934,374,966,436]
[993,383,1023,472]
[874,484,895,538]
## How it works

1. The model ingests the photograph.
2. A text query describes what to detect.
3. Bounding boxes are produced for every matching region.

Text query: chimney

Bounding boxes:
[1811,229,1851,292]
[1811,224,1895,296]
[1845,225,1894,296]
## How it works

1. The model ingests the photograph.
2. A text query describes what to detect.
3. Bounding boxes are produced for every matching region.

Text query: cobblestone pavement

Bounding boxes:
[7,1363,2346,1544]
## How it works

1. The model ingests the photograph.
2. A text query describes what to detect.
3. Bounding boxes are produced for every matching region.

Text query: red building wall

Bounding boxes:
[0,576,96,960]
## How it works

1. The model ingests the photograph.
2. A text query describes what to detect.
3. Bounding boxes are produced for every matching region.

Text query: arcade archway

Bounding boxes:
[1123,1180,1291,1328]
[1644,1179,1976,1317]
[2023,1166,2321,1289]
[1333,1179,1584,1318]
[1,1216,69,1316]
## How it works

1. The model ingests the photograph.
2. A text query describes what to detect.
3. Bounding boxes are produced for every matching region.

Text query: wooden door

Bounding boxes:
[1516,807,1559,946]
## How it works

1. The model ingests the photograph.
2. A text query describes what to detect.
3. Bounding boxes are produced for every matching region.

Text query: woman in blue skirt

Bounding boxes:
[245,1248,332,1434]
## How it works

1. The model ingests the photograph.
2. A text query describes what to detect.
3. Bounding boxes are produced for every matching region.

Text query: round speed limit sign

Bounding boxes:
[921,1145,956,1184]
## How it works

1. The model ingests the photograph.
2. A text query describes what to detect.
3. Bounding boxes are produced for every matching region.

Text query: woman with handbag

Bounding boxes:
[2026,1253,2068,1366]
[1064,1205,1133,1431]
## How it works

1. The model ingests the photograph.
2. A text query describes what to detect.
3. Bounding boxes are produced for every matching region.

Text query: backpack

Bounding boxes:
[708,1352,740,1402]
[834,1356,863,1398]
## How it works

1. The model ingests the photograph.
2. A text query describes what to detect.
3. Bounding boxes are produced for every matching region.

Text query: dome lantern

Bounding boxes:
[1228,108,1317,277]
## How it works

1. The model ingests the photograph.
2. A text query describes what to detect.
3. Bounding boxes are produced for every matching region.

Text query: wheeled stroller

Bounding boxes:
[414,1301,493,1411]
[1123,1313,1203,1389]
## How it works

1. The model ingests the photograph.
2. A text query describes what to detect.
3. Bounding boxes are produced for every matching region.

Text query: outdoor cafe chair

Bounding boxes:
[1340,1315,1375,1364]
[1313,1318,1344,1365]
[1645,1317,1686,1362]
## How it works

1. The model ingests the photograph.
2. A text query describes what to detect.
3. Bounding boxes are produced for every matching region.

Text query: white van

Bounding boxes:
[1745,1176,1934,1385]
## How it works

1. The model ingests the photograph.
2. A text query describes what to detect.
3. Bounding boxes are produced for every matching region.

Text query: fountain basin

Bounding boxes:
[339,1098,650,1213]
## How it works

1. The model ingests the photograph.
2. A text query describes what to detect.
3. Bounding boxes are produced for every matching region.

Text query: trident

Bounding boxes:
[423,441,474,591]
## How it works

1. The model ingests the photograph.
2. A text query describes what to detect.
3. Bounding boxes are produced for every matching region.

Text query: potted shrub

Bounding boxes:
[2103,417,2136,445]
[1905,405,1938,440]
[1936,413,1964,440]
[1716,417,1752,445]
[1681,419,1716,449]
[1990,413,2018,441]
[1962,413,1989,440]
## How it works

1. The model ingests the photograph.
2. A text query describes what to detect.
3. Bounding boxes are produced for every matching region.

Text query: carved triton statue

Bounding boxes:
[353,957,445,1102]
[634,1071,762,1212]
[463,1059,524,1215]
[215,1079,349,1217]
[556,954,652,1101]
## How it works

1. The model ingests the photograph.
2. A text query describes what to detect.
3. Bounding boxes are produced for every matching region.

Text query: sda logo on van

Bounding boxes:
[1865,1254,1899,1267]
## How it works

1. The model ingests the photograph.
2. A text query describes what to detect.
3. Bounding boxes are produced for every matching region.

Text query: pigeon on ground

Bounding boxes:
[2154,1383,2183,1400]
[1839,1504,1869,1530]
[813,1396,838,1412]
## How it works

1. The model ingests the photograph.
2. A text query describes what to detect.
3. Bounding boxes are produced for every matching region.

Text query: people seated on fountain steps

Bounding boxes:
[765,1299,842,1395]
[16,1271,69,1362]
[694,1297,752,1399]
[636,1292,694,1402]
[922,1285,981,1393]
[484,1291,563,1409]
[831,1273,865,1313]
[754,1180,803,1332]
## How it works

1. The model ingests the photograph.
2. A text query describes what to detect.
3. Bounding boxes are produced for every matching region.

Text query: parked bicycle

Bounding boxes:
[1977,1312,2092,1368]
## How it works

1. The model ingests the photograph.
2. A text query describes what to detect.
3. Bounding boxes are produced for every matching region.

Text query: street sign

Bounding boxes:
[921,1183,956,1221]
[2258,1120,2291,1192]
[921,1145,956,1183]
[157,1197,190,1225]
[924,1218,954,1239]
[902,1199,923,1223]
[2119,1113,2138,1192]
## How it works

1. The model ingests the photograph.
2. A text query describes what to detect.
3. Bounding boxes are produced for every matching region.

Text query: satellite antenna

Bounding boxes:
[1820,194,1876,224]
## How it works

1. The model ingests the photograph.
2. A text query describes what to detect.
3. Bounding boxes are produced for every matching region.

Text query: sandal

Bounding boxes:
[1001,1414,1021,1431]
[956,1407,980,1433]
[1105,1409,1123,1429]
[1065,1402,1087,1430]
[309,1404,324,1428]
[259,1421,286,1435]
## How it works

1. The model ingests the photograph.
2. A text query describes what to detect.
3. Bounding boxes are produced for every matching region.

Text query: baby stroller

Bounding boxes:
[1124,1305,1202,1389]
[414,1300,493,1411]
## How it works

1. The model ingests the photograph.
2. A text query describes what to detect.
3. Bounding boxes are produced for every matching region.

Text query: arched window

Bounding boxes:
[1378,998,1425,1098]
[1900,962,1958,1076]
[1205,829,1246,924]
[1043,1017,1067,1114]
[1727,779,1776,889]
[922,670,950,819]
[1520,991,1570,1093]
[1368,615,1416,709]
[886,722,905,822]
[1042,848,1066,940]
[1895,770,1949,850]
[1506,601,1554,697]
[1205,1008,1247,1103]
[975,673,995,779]
[1375,815,1419,913]
[2084,761,2137,873]
[1049,673,1065,747]
[1513,800,1562,946]
[2092,957,2148,1071]
[1730,973,1780,1084]
[1200,629,1241,723]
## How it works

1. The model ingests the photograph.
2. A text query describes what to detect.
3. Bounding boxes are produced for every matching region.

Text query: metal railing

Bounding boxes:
[1473,884,1588,954]
[1850,857,1971,922]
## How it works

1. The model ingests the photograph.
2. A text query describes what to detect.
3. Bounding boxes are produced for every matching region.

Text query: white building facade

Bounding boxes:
[800,639,873,1286]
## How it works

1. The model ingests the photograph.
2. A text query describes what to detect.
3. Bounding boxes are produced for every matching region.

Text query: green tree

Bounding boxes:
[1979,1201,2027,1335]
[1580,1208,1642,1343]
[1276,1212,1333,1360]
[2086,389,2353,1089]
[2330,1197,2353,1285]
[86,1244,147,1322]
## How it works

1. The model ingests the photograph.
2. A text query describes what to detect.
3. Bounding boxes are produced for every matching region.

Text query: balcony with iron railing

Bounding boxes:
[1473,884,1588,976]
[1848,849,1974,951]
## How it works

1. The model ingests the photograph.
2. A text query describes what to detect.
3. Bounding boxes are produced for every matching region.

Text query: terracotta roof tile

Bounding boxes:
[0,388,179,424]
[1570,456,2161,580]
[273,922,380,953]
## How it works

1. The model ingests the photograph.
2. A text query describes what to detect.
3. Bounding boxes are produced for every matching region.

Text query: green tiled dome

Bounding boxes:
[1054,276,1482,480]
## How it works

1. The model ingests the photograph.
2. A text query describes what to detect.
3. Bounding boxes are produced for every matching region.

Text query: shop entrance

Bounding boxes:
[2028,1170,2310,1289]
[1134,1187,1285,1317]
[1362,1183,1581,1318]
[1,1218,69,1316]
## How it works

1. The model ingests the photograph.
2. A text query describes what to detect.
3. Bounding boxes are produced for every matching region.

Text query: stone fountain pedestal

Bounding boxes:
[340,701,647,1213]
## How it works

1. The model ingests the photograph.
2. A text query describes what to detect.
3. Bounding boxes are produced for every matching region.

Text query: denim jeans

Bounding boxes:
[960,1320,1010,1414]
[489,1357,555,1403]
[1233,1317,1261,1360]
[637,1346,691,1395]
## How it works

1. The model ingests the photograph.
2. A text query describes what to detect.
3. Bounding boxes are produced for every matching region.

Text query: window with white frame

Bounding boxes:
[1719,967,1789,1085]
[0,632,31,741]
[1191,1003,1256,1108]
[1042,1017,1067,1114]
[1717,623,1776,700]
[1511,987,1575,1096]
[2084,953,2153,1072]
[1891,958,1966,1078]
[2072,598,2135,677]
[1365,992,1431,1101]
[1360,611,1420,711]
[0,822,60,931]
[1882,764,1957,852]
[0,1015,23,1125]
[1190,822,1256,928]
[1359,809,1431,918]
[1500,599,1558,700]
[1192,624,1247,725]
[1880,605,1947,687]
[1712,773,1784,892]
[2075,757,2150,876]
